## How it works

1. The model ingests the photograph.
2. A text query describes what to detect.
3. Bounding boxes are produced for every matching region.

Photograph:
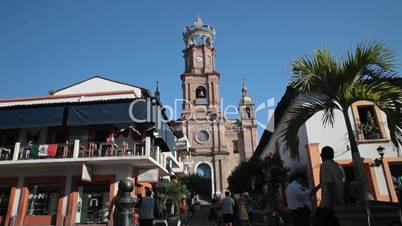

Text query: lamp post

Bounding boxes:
[374,145,385,167]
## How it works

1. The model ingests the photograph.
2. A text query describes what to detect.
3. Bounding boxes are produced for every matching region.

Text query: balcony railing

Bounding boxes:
[78,142,146,158]
[0,137,178,173]
[0,146,13,161]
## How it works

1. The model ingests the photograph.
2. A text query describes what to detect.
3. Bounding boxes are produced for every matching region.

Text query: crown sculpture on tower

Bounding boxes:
[183,17,216,48]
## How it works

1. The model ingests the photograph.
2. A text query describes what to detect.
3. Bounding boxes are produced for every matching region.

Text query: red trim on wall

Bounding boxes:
[337,159,380,200]
[15,176,66,226]
[305,143,321,206]
[0,177,18,226]
[64,175,115,226]
[382,158,402,202]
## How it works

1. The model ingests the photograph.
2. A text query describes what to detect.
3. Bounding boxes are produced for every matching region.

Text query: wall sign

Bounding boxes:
[137,169,159,183]
[174,140,188,150]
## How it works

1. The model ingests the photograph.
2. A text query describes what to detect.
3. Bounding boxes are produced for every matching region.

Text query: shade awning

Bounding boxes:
[0,100,177,153]
[0,100,148,129]
[67,102,147,126]
[0,106,66,129]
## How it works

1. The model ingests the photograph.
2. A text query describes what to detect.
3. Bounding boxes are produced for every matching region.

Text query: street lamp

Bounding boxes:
[374,145,385,167]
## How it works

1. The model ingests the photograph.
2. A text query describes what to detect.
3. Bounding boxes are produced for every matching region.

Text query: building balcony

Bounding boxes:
[0,137,173,173]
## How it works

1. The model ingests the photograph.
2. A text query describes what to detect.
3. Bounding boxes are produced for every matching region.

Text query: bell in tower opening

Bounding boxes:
[195,86,208,105]
[195,86,206,98]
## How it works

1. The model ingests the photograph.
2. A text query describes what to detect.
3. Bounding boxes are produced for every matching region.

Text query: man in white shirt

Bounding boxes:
[286,172,314,226]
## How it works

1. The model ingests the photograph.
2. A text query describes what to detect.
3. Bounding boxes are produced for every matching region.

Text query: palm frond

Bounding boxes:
[379,95,402,151]
[385,108,402,151]
[279,95,339,159]
[291,48,342,99]
[336,79,400,109]
[342,41,396,82]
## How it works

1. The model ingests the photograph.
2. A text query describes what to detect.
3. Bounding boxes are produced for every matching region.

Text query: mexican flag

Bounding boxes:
[31,144,57,157]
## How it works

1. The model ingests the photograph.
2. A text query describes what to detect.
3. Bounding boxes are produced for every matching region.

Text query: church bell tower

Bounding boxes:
[180,17,226,196]
[181,17,221,118]
[239,82,258,160]
[179,18,258,196]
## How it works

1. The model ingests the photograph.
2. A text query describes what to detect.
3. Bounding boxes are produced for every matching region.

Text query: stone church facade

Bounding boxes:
[178,18,258,195]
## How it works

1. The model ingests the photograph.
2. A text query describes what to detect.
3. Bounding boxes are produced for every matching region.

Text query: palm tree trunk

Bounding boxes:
[342,110,373,204]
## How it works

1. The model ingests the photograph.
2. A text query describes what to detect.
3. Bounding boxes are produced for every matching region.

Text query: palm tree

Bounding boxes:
[280,41,402,204]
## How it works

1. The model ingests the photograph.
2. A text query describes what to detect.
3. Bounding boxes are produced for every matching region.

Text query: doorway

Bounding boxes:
[196,163,213,199]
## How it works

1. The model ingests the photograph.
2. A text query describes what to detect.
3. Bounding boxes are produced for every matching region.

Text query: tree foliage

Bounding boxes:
[227,152,288,195]
[179,174,211,198]
[159,179,189,215]
[262,152,289,192]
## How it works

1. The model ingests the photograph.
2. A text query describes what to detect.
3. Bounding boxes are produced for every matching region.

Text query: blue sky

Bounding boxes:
[1,0,401,136]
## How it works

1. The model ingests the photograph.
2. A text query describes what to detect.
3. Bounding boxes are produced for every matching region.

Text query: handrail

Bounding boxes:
[0,137,161,165]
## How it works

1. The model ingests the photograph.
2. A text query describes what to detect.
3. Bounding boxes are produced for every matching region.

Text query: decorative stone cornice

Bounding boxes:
[183,17,216,48]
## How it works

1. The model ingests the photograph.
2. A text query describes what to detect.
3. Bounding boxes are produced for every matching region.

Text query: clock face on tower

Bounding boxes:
[196,56,203,63]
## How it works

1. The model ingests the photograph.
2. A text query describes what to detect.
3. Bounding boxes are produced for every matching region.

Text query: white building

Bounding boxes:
[0,76,186,226]
[253,81,402,206]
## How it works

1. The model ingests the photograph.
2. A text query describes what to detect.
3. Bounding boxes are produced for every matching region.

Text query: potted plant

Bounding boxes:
[159,179,189,226]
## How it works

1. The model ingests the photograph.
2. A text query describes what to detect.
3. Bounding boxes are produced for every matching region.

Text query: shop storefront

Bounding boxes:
[75,184,110,224]
[0,185,12,225]
[383,158,402,202]
[26,184,60,216]
[0,178,18,226]
[65,175,115,226]
[16,176,65,226]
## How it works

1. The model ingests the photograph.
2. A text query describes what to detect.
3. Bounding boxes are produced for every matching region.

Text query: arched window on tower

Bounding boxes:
[195,86,208,105]
[195,35,205,45]
[205,37,212,47]
[187,56,192,71]
[245,107,251,119]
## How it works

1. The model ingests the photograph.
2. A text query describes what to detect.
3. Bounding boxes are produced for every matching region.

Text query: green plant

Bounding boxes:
[261,152,288,211]
[262,152,288,192]
[360,111,381,139]
[227,151,288,196]
[227,160,262,194]
[159,179,189,216]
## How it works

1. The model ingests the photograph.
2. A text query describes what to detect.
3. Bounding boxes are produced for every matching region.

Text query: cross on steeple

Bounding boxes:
[155,80,160,100]
[241,77,248,97]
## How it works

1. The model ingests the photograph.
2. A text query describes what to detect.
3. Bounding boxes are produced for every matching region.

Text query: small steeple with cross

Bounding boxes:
[155,81,160,100]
